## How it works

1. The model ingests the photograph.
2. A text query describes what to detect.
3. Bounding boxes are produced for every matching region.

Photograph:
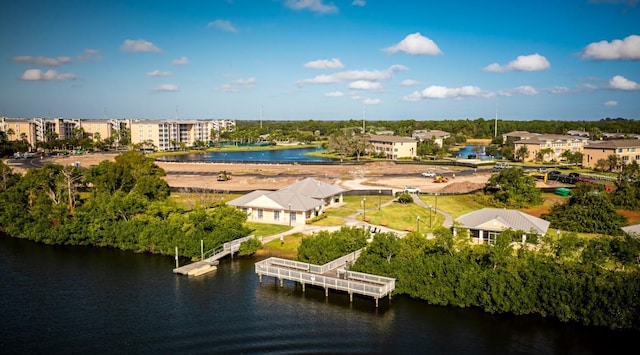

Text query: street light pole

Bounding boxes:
[362,197,366,220]
[378,189,381,210]
[435,193,438,213]
[417,216,420,233]
[288,203,291,226]
[428,205,432,228]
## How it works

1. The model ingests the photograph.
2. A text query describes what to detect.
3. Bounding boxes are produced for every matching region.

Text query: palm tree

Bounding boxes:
[6,128,15,141]
[515,146,529,162]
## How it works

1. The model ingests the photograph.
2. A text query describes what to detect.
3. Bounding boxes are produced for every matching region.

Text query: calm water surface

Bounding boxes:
[156,146,332,163]
[0,236,636,354]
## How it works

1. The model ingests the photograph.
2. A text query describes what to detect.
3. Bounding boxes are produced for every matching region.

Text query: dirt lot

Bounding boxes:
[49,153,494,193]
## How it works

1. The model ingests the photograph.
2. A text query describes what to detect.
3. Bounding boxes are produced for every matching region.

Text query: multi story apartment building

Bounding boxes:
[512,134,589,162]
[582,139,640,169]
[1,117,235,151]
[412,129,451,147]
[368,134,417,160]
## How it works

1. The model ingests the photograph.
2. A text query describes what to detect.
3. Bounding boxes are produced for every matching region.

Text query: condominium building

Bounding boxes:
[1,117,235,151]
[582,139,640,169]
[368,134,417,160]
[512,134,589,162]
[412,129,451,147]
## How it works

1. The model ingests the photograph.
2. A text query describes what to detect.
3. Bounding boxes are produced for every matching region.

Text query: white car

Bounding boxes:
[421,171,435,177]
[403,186,421,194]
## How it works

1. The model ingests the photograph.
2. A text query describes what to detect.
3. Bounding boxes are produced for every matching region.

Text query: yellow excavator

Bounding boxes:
[217,171,232,181]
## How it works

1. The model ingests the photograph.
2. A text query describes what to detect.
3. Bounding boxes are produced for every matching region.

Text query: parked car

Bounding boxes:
[403,186,421,194]
[421,171,436,177]
[493,162,511,170]
[547,170,562,180]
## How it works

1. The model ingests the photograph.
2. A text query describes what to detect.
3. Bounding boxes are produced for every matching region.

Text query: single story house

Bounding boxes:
[227,177,345,226]
[454,208,550,244]
[622,224,640,238]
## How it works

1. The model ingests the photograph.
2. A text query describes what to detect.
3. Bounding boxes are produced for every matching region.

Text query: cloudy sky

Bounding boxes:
[1,0,639,121]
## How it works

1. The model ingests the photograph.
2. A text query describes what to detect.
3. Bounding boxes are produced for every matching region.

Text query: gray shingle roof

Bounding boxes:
[227,190,323,212]
[280,177,344,199]
[456,208,550,234]
[622,224,640,237]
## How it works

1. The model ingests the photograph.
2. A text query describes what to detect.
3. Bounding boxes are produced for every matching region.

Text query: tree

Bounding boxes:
[484,167,542,208]
[612,160,640,210]
[515,146,528,162]
[542,182,627,235]
[607,154,622,172]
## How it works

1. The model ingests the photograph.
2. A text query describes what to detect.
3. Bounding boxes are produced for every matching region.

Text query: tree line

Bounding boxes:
[0,151,251,258]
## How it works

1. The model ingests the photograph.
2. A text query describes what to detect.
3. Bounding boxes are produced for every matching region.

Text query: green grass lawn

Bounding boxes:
[359,201,444,232]
[418,194,485,218]
[244,222,292,238]
[259,233,304,259]
[309,216,345,226]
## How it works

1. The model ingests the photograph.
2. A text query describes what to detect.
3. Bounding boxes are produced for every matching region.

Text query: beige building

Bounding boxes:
[512,134,589,162]
[582,139,640,169]
[412,129,451,147]
[129,119,236,151]
[1,117,37,148]
[368,134,417,160]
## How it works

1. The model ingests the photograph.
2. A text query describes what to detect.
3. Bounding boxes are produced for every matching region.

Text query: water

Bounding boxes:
[156,147,332,163]
[456,145,498,160]
[0,236,636,354]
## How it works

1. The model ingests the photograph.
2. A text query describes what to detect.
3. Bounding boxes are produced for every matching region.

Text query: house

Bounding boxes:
[368,134,417,160]
[412,129,450,147]
[501,131,539,145]
[582,139,640,169]
[454,208,550,244]
[512,134,589,162]
[622,224,640,238]
[227,178,345,226]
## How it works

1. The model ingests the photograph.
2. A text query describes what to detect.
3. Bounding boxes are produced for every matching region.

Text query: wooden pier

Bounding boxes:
[255,252,395,307]
[173,236,254,276]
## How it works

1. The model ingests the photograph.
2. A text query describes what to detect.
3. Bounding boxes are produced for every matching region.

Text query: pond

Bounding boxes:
[155,146,332,163]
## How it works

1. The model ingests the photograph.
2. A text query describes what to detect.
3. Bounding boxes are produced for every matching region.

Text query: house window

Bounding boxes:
[290,211,296,223]
[487,231,499,244]
[257,209,263,220]
[274,210,280,221]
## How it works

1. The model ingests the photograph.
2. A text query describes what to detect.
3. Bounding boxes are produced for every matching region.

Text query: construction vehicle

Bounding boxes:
[217,171,232,181]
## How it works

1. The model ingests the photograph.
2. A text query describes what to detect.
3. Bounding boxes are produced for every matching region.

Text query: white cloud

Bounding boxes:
[383,32,442,55]
[78,49,101,61]
[608,75,640,90]
[401,79,420,86]
[498,85,539,96]
[483,53,550,72]
[12,56,72,66]
[303,58,344,69]
[324,91,344,97]
[20,69,77,81]
[120,39,161,53]
[419,85,483,99]
[403,91,422,102]
[153,84,179,92]
[172,56,190,65]
[352,0,366,6]
[216,77,256,92]
[285,0,338,14]
[363,98,380,105]
[349,80,382,90]
[549,86,570,94]
[207,19,238,33]
[297,64,406,85]
[146,70,173,77]
[605,100,618,107]
[581,35,640,60]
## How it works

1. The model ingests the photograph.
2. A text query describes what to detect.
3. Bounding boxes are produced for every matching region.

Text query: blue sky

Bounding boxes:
[1,0,639,121]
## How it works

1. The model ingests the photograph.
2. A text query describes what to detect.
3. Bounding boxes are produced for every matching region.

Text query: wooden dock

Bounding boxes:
[173,236,254,276]
[255,252,396,307]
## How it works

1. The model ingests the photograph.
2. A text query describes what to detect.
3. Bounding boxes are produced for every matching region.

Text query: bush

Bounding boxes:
[238,237,262,256]
[396,192,413,204]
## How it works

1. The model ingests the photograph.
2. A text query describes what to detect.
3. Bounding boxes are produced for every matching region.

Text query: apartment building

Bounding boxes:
[368,134,417,160]
[582,139,640,169]
[512,134,589,162]
[412,129,451,147]
[2,117,235,151]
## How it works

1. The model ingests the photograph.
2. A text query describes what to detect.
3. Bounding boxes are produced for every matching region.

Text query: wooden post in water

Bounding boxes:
[200,240,204,260]
[175,246,179,268]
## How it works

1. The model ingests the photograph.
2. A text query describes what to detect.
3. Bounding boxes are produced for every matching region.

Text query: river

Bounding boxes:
[0,236,635,354]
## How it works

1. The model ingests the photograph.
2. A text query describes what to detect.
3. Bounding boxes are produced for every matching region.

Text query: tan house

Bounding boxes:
[502,131,539,144]
[512,134,589,162]
[227,178,345,226]
[368,134,417,160]
[454,208,550,244]
[412,129,450,147]
[582,139,640,169]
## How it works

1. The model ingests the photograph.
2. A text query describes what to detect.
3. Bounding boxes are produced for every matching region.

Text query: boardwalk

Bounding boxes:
[173,236,255,275]
[255,251,395,307]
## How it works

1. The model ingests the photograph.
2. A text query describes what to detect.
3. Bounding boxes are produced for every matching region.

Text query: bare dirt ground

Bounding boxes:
[50,153,494,193]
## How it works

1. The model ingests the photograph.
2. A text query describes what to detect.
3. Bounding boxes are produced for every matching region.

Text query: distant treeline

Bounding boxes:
[236,117,640,138]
